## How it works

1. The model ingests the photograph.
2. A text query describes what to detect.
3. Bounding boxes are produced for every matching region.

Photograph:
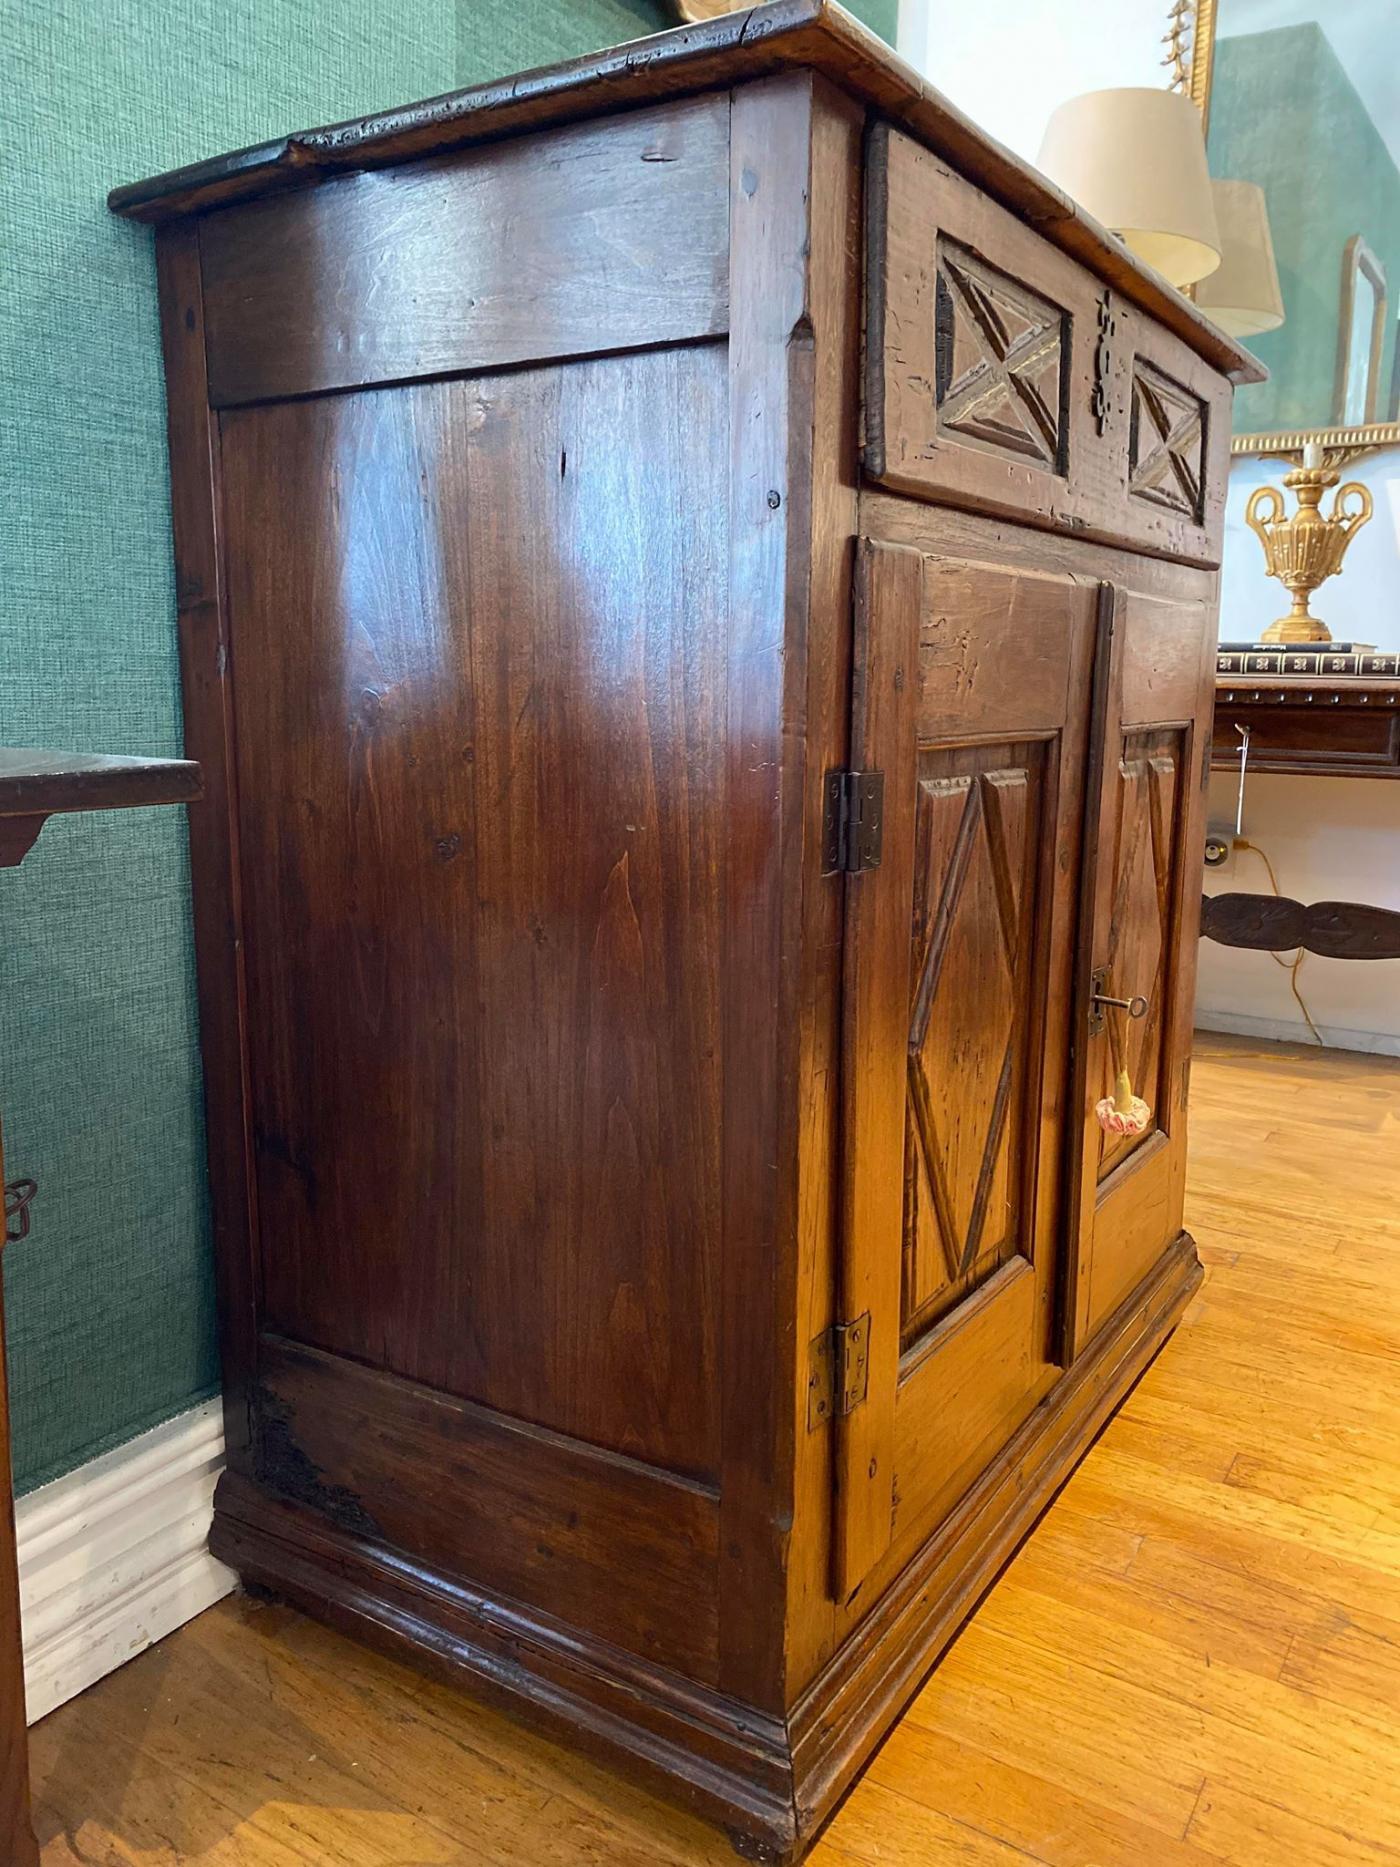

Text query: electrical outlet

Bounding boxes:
[1204,824,1235,872]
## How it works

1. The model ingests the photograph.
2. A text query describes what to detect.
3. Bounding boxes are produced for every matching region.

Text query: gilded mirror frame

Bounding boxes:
[1187,0,1400,457]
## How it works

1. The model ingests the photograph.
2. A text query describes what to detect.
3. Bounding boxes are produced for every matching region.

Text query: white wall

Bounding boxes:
[1199,772,1400,1052]
[897,0,1170,164]
[896,0,1400,1054]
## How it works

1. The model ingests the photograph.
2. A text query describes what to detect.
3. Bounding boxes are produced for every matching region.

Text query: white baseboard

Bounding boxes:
[1195,1008,1400,1057]
[16,1398,236,1724]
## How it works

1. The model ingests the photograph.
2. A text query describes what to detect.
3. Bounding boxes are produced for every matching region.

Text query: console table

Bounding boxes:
[1211,676,1400,780]
[0,747,200,1866]
[1205,679,1400,963]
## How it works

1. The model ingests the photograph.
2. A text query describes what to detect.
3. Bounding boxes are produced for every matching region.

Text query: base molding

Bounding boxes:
[1194,1009,1400,1057]
[17,1400,237,1724]
[787,1235,1200,1832]
[212,1239,1201,1861]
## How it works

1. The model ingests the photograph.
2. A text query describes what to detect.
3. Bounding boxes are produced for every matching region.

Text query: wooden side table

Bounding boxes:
[0,748,200,1865]
[1211,675,1400,780]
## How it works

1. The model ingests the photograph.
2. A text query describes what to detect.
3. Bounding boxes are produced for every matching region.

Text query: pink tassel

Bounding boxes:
[1095,1067,1151,1137]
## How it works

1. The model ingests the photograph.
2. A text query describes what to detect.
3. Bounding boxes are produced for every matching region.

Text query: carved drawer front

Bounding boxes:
[864,123,1231,567]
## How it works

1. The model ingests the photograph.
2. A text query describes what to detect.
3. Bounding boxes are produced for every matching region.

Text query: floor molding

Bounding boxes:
[16,1399,236,1724]
[1194,1008,1400,1057]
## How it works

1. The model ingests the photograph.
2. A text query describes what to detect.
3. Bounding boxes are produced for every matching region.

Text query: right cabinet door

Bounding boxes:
[1064,583,1215,1354]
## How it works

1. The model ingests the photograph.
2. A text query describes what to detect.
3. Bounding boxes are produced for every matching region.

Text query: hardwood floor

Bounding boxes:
[31,1032,1400,1866]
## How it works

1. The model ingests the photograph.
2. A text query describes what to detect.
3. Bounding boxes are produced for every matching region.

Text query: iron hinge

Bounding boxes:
[822,770,884,876]
[807,1312,872,1430]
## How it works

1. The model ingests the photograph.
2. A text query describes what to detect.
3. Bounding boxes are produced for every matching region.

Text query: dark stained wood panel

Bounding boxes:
[200,97,729,405]
[250,1334,722,1681]
[1212,678,1400,779]
[155,224,262,1466]
[221,345,728,1483]
[0,750,200,817]
[1200,891,1400,959]
[778,75,864,1705]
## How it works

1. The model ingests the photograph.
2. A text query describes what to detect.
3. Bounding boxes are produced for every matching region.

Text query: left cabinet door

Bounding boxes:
[833,538,1100,1597]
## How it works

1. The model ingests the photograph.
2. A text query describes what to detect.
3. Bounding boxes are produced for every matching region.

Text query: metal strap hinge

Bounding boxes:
[807,1312,872,1430]
[822,770,885,875]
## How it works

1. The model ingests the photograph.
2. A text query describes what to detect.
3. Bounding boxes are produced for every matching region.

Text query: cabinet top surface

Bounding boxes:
[108,0,1258,385]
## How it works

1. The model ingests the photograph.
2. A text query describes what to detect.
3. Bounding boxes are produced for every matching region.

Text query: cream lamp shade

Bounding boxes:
[1194,179,1285,337]
[1036,87,1222,290]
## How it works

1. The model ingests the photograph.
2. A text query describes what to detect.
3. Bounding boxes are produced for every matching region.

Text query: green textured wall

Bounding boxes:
[1,0,457,1495]
[1210,23,1400,432]
[1,0,895,1498]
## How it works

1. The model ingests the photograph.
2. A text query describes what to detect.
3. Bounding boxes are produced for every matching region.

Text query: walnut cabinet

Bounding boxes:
[112,6,1259,1858]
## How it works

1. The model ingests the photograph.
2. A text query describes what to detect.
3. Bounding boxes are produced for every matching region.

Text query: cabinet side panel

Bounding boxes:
[222,345,728,1485]
[155,224,259,1465]
[200,97,730,406]
[251,1334,721,1680]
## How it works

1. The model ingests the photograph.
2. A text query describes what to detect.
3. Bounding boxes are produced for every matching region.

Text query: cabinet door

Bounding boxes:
[834,539,1099,1595]
[1064,587,1215,1353]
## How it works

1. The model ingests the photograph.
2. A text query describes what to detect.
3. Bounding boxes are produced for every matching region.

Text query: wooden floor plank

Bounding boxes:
[1186,1779,1398,1867]
[30,1034,1400,1864]
[864,1725,1227,1867]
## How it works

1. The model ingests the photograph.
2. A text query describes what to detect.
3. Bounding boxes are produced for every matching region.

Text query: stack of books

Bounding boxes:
[1215,641,1398,676]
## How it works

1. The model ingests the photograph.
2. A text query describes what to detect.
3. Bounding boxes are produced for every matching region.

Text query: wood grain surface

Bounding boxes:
[31,1033,1400,1867]
[127,46,1241,1855]
[200,97,730,405]
[1201,891,1400,960]
[1211,678,1400,780]
[864,127,1233,568]
[221,347,730,1483]
[0,751,199,818]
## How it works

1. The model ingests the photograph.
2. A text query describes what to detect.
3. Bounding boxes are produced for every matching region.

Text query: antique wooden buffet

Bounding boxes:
[111,5,1260,1858]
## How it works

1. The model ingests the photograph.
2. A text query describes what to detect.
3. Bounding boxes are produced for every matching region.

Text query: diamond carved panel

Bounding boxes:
[1129,360,1206,521]
[902,757,1036,1343]
[1098,733,1181,1178]
[933,240,1068,472]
